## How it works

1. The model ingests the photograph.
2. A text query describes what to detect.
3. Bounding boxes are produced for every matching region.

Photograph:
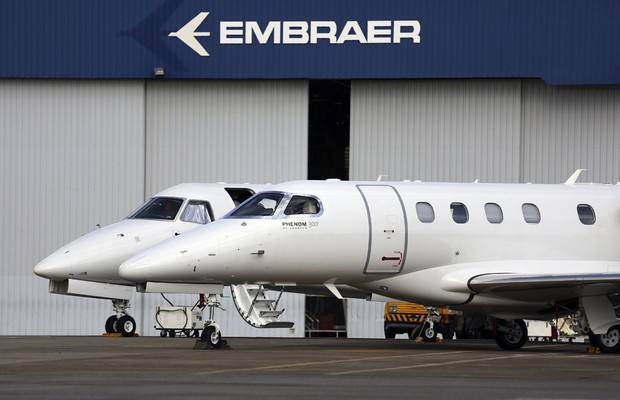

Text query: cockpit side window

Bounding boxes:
[225,188,255,206]
[128,197,184,221]
[284,196,320,215]
[180,200,212,224]
[229,192,284,217]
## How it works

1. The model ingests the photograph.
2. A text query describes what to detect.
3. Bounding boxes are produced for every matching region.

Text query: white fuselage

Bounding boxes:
[119,180,620,318]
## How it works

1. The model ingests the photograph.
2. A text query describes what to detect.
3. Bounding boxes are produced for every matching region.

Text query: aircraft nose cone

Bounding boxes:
[34,250,74,280]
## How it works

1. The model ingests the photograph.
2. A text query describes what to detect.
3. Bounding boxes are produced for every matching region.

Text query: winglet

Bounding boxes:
[565,169,586,185]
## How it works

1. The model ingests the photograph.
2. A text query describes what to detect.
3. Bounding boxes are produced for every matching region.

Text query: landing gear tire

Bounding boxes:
[169,330,176,338]
[420,322,437,342]
[201,325,222,348]
[160,330,167,338]
[116,315,136,337]
[589,326,620,353]
[495,319,528,351]
[105,315,117,333]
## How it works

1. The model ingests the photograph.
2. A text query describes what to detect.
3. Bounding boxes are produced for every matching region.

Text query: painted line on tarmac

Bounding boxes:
[329,352,557,376]
[197,350,475,375]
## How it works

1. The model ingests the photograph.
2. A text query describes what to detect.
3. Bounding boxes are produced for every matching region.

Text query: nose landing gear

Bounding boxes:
[194,294,229,350]
[104,299,136,337]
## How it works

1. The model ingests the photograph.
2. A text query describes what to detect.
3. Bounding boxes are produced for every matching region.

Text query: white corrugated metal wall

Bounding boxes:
[521,80,620,184]
[145,80,309,193]
[0,80,146,335]
[0,79,307,336]
[350,79,620,184]
[350,80,522,183]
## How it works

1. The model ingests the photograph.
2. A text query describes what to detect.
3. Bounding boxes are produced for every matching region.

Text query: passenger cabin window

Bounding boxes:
[284,196,320,215]
[229,192,284,217]
[416,202,435,223]
[128,197,184,221]
[180,201,211,224]
[522,203,541,224]
[484,203,503,224]
[450,202,469,224]
[577,204,596,225]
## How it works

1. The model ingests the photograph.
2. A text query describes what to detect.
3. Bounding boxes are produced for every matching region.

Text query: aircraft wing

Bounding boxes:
[468,272,620,294]
[432,260,620,303]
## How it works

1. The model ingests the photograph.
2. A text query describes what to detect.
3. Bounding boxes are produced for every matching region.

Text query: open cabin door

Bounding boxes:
[357,185,407,274]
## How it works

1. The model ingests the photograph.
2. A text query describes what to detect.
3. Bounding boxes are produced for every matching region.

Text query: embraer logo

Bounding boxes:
[169,12,212,56]
[169,12,421,57]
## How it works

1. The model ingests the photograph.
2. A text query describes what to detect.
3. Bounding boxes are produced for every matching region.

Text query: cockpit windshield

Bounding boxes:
[229,192,284,217]
[128,197,184,221]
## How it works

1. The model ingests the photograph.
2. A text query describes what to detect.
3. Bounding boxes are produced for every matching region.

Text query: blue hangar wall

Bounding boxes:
[1,0,619,84]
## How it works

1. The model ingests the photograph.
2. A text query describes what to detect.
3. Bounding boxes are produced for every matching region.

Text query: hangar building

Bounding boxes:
[1,0,619,337]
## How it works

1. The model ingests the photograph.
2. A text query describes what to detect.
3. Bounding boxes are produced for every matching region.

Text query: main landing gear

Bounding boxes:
[462,316,527,350]
[573,295,620,353]
[486,318,528,351]
[588,325,620,353]
[104,299,136,337]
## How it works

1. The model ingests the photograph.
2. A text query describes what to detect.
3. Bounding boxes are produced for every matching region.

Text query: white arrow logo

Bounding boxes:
[169,12,211,56]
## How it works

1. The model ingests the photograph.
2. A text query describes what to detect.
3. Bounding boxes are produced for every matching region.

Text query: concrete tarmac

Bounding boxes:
[0,336,618,399]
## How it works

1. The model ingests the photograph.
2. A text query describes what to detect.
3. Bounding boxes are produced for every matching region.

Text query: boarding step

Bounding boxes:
[230,284,294,329]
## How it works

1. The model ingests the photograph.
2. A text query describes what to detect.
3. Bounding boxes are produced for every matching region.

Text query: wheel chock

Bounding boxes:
[193,339,230,350]
[101,333,140,337]
[587,346,601,353]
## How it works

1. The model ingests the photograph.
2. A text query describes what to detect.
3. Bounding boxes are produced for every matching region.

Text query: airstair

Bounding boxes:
[230,284,294,328]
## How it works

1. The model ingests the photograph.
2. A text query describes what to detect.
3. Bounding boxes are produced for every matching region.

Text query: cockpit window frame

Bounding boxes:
[226,191,324,219]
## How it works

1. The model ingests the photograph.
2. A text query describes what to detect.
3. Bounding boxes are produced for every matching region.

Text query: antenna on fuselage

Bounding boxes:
[376,175,388,181]
[565,169,587,185]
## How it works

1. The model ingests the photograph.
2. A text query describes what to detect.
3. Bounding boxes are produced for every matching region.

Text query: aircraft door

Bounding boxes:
[357,185,407,274]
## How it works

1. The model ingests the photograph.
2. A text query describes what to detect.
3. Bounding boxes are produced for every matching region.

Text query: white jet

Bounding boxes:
[34,183,262,336]
[119,171,620,352]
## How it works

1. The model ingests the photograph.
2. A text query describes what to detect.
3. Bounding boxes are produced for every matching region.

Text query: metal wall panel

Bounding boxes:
[0,80,145,335]
[521,80,620,184]
[145,80,308,194]
[350,80,522,183]
[346,299,384,339]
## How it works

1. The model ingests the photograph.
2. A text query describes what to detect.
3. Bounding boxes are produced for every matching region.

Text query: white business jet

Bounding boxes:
[34,183,263,336]
[119,172,620,352]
